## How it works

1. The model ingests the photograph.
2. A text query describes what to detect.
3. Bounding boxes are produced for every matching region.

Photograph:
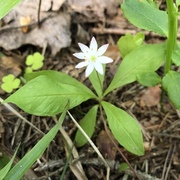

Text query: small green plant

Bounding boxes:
[1,52,44,93]
[1,74,21,93]
[25,52,44,73]
[2,0,180,179]
[4,37,144,156]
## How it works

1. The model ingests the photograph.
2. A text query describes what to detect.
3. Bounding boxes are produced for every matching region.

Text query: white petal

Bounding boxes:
[85,63,94,77]
[98,56,113,64]
[94,62,104,75]
[97,44,109,56]
[89,37,98,51]
[73,52,85,59]
[75,61,89,68]
[78,43,90,53]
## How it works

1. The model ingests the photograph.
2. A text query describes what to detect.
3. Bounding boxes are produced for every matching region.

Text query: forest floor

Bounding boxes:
[0,0,180,179]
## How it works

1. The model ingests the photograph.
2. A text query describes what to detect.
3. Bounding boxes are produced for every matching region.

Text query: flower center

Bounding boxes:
[90,55,97,62]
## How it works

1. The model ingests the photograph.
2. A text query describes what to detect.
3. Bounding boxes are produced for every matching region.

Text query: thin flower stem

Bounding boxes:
[96,71,103,95]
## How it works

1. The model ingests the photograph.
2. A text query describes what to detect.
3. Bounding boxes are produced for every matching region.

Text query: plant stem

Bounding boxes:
[96,71,103,95]
[161,0,178,103]
[164,0,177,75]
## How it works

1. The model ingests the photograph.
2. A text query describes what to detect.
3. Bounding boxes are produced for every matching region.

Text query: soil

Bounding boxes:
[0,1,180,180]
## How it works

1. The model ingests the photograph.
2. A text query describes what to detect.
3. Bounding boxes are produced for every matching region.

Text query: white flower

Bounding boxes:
[73,37,113,77]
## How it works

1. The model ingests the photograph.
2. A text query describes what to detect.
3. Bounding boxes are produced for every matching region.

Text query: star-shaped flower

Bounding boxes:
[73,37,113,77]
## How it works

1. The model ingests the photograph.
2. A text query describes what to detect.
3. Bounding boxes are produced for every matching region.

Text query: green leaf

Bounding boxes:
[104,43,165,95]
[137,72,161,87]
[146,0,159,8]
[75,105,98,147]
[134,32,145,46]
[5,75,96,116]
[0,0,22,20]
[25,67,33,74]
[89,65,105,97]
[119,162,129,173]
[101,101,144,156]
[1,74,21,93]
[118,32,145,58]
[176,0,180,7]
[26,52,44,70]
[172,48,180,66]
[4,107,67,180]
[162,71,180,109]
[25,70,96,97]
[121,0,168,36]
[0,154,9,169]
[0,146,19,179]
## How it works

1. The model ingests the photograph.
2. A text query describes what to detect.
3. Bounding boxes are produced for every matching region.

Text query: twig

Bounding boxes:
[99,105,142,180]
[37,0,42,27]
[152,132,180,139]
[164,143,176,180]
[125,169,161,180]
[0,15,53,33]
[0,97,44,136]
[67,111,110,180]
[53,116,88,180]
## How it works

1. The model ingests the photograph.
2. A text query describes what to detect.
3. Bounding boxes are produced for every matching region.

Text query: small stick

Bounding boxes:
[37,0,42,27]
[0,97,44,136]
[67,110,110,180]
[99,105,142,180]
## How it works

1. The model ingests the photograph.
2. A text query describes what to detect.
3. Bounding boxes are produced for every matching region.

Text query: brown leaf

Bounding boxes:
[40,0,67,11]
[140,86,161,107]
[68,0,118,21]
[104,45,119,60]
[19,16,31,33]
[0,55,22,94]
[96,130,117,160]
[1,0,71,55]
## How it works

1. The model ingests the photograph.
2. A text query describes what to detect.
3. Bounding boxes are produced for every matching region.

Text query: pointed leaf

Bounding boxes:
[118,33,144,58]
[134,32,145,46]
[75,105,98,147]
[172,48,180,66]
[101,101,144,156]
[137,72,161,87]
[25,70,95,97]
[104,43,165,95]
[0,0,22,20]
[121,0,168,36]
[162,71,180,109]
[89,65,105,97]
[5,75,95,116]
[5,107,67,180]
[0,146,19,179]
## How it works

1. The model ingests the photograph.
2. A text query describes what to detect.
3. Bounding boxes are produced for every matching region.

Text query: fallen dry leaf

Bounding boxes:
[0,55,22,94]
[96,130,117,160]
[140,86,161,107]
[19,16,31,33]
[0,0,118,55]
[68,0,118,21]
[40,0,67,11]
[0,0,71,55]
[104,45,120,60]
